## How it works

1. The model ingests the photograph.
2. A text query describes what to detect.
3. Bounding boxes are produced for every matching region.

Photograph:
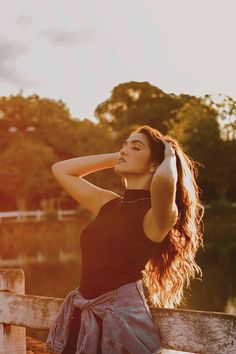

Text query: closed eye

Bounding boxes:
[132,147,140,150]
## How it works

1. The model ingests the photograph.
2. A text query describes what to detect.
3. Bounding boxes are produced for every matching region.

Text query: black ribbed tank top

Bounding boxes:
[79,188,164,299]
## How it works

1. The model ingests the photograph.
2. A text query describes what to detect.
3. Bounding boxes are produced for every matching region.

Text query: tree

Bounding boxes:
[167,98,220,155]
[0,93,118,209]
[210,140,236,201]
[94,81,191,134]
[203,94,236,141]
[0,92,77,157]
[0,135,58,210]
[167,98,235,200]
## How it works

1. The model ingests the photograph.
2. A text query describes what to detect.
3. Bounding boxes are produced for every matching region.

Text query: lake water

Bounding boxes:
[8,248,235,313]
[1,247,235,352]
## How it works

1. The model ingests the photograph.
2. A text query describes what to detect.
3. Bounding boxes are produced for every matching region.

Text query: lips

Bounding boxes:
[118,157,126,163]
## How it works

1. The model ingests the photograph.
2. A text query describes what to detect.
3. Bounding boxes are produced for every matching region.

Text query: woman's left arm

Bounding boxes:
[149,139,178,240]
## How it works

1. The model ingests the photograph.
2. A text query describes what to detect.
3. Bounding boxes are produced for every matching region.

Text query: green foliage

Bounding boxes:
[94,81,193,133]
[166,97,236,201]
[204,94,236,141]
[0,93,115,210]
[0,131,60,208]
[167,98,220,151]
[0,85,235,209]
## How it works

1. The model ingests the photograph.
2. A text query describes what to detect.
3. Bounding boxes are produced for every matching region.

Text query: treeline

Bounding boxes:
[0,81,236,211]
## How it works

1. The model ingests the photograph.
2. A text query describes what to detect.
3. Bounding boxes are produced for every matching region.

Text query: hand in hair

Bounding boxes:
[158,137,176,159]
[154,137,178,184]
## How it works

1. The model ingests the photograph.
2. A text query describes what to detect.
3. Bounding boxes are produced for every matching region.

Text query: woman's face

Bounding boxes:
[114,132,157,177]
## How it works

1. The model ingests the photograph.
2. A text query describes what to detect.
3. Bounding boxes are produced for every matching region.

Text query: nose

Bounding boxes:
[119,146,128,157]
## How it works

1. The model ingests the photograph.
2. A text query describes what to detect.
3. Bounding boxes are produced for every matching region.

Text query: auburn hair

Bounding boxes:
[128,125,205,308]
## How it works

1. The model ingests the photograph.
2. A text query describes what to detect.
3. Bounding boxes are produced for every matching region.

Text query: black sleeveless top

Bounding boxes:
[79,188,164,299]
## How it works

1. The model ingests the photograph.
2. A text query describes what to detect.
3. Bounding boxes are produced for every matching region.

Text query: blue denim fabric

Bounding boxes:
[44,279,162,354]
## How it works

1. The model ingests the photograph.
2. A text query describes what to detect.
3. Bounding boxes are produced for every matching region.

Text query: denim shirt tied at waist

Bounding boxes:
[44,279,162,354]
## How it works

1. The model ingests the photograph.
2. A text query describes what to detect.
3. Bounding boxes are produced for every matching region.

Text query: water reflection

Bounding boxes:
[180,248,236,314]
[1,247,235,345]
[23,257,82,299]
[11,249,234,315]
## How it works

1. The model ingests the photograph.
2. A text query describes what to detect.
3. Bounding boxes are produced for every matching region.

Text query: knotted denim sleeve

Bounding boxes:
[44,286,116,354]
[44,279,163,354]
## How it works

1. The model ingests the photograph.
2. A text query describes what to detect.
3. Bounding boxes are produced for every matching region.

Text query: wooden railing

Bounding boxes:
[0,269,235,354]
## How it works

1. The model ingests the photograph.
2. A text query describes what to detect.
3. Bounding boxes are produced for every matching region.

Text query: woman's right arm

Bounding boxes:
[51,152,121,216]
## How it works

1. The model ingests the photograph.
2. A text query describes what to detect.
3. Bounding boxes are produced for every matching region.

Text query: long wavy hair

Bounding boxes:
[125,125,205,308]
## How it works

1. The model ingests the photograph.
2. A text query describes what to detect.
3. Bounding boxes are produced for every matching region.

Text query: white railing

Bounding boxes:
[0,209,79,222]
[57,209,79,220]
[0,202,235,222]
[0,269,235,354]
[0,210,44,221]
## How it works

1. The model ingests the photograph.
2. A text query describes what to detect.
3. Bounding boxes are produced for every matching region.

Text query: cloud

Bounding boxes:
[0,37,27,60]
[42,27,99,46]
[0,37,37,87]
[15,14,33,29]
[42,27,126,47]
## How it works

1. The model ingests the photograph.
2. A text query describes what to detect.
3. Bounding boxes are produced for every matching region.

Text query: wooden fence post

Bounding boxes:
[0,269,26,354]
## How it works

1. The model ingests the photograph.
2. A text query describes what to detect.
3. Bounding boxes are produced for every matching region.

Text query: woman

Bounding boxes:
[45,125,204,354]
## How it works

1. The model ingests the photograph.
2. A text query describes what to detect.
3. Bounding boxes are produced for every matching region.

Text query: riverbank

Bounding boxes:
[0,210,235,262]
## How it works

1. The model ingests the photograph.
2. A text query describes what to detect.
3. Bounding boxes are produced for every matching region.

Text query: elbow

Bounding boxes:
[51,163,57,170]
[51,162,78,177]
[51,162,64,175]
[51,164,57,177]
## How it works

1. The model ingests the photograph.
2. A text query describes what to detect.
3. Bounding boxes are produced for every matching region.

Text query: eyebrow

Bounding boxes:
[123,139,145,146]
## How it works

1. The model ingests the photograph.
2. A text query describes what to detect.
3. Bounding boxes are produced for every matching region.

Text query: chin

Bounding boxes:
[114,166,123,176]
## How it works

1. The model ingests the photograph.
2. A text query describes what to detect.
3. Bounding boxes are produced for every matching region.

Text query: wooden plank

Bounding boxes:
[0,269,26,354]
[152,307,236,354]
[0,291,235,353]
[0,292,62,330]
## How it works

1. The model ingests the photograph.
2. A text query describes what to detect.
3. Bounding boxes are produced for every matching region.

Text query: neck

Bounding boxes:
[124,179,152,190]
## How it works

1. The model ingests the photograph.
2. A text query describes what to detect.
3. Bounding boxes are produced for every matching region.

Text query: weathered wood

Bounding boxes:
[0,269,26,354]
[0,292,62,330]
[1,290,236,353]
[151,307,236,354]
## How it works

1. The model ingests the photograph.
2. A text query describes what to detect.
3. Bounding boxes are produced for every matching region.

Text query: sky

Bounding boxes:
[0,0,235,123]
